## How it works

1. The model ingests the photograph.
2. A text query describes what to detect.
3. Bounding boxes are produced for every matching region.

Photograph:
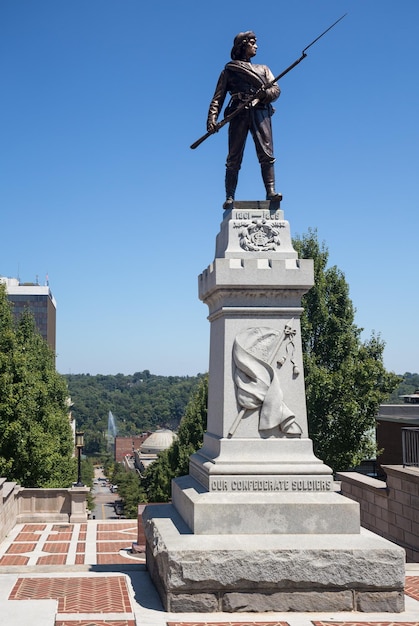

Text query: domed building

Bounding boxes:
[134,428,177,473]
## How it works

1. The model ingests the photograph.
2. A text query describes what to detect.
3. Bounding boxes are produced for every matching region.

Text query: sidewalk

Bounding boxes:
[1,519,419,626]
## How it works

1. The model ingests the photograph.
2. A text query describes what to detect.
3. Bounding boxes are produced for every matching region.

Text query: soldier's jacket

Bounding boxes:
[207,60,280,127]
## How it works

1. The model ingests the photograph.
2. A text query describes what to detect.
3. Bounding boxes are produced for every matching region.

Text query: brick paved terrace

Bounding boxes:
[1,519,419,626]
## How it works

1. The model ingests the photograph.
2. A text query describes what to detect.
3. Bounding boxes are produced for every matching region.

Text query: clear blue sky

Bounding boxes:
[1,1,418,377]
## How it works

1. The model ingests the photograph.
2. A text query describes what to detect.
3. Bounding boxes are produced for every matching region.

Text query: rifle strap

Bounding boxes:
[225,61,267,90]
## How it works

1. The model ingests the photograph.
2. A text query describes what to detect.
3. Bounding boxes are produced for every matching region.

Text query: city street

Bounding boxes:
[91,467,122,520]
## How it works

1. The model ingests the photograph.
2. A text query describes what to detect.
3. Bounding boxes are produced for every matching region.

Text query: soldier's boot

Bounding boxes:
[223,169,239,210]
[261,163,282,202]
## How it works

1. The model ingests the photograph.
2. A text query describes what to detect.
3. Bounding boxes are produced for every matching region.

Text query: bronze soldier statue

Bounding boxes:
[207,32,282,210]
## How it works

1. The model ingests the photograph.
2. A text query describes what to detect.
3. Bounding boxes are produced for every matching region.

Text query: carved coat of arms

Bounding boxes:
[238,219,282,251]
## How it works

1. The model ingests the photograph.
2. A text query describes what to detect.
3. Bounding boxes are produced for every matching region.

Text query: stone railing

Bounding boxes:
[17,487,89,524]
[0,479,20,544]
[338,465,419,562]
[0,478,89,544]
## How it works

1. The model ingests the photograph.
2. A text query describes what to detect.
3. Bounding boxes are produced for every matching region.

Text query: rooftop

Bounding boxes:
[140,429,177,454]
[1,275,56,305]
[1,518,419,626]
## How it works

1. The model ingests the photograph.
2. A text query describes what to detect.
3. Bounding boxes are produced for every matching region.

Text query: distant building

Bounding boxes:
[114,434,151,463]
[376,391,419,468]
[134,429,177,473]
[1,276,56,351]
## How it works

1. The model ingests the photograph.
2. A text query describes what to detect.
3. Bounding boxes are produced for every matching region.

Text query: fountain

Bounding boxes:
[107,411,118,451]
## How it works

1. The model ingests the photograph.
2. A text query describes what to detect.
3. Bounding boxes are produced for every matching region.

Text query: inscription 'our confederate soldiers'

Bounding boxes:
[210,477,333,492]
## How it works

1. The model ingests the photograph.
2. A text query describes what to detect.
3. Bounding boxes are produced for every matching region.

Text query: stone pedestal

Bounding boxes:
[69,487,90,523]
[143,504,405,613]
[143,202,405,613]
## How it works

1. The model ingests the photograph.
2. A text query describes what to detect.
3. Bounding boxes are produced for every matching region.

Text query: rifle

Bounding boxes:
[190,13,347,150]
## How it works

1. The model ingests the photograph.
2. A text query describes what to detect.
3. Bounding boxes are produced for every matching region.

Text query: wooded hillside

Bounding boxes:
[387,372,419,402]
[65,370,203,454]
[64,366,417,457]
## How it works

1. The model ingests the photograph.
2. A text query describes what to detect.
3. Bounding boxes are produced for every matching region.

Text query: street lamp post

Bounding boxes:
[75,431,84,487]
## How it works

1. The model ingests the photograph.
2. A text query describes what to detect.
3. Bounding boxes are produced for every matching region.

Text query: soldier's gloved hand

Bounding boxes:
[207,119,218,133]
[257,88,267,102]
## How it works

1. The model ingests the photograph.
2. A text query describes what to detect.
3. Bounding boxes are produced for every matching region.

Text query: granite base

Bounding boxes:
[143,503,405,613]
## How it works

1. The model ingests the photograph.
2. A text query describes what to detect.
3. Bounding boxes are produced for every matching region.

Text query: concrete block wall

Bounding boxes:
[338,465,419,562]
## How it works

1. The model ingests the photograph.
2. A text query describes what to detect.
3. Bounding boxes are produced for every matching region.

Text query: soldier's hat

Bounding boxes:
[231,31,256,60]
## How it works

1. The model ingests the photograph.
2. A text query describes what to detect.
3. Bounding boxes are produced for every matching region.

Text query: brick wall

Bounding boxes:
[377,421,406,466]
[338,465,419,562]
[114,434,150,462]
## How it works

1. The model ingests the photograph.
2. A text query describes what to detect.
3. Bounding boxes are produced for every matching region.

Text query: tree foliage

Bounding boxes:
[81,457,95,511]
[111,463,147,518]
[65,371,203,454]
[143,375,208,502]
[0,284,75,487]
[387,372,419,403]
[293,230,400,472]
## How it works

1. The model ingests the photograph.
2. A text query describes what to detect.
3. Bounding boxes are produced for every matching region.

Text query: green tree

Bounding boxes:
[142,449,173,503]
[111,464,146,518]
[0,285,75,487]
[387,372,419,403]
[144,376,208,502]
[293,230,399,472]
[81,456,95,512]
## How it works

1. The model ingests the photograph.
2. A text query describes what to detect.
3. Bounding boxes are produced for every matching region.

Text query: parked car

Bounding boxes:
[114,501,124,516]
